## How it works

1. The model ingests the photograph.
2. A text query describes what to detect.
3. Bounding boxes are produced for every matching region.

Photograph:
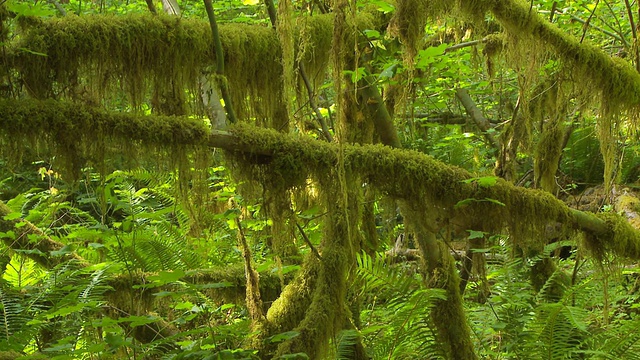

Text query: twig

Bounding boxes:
[623,0,640,71]
[263,0,277,29]
[444,39,482,53]
[48,0,67,16]
[300,63,333,142]
[296,222,322,260]
[580,0,600,43]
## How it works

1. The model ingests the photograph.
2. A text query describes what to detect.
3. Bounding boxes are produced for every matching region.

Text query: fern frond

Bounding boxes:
[587,319,640,359]
[527,303,588,359]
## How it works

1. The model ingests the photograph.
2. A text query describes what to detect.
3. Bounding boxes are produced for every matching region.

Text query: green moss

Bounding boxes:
[429,243,478,359]
[389,0,429,63]
[13,13,378,129]
[584,212,640,260]
[0,99,210,178]
[534,119,564,193]
[484,0,640,110]
[14,14,280,122]
[230,124,574,249]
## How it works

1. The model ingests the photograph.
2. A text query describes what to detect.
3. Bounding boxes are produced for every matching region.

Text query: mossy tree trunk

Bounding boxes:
[404,204,478,359]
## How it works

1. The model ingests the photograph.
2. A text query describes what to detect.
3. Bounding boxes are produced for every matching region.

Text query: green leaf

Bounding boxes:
[476,176,498,187]
[454,198,475,208]
[148,269,186,285]
[416,44,448,68]
[468,230,485,239]
[46,302,94,319]
[118,315,159,327]
[363,29,380,39]
[269,331,300,343]
[378,63,398,80]
[368,0,394,13]
[104,333,126,348]
[3,212,22,221]
[50,245,74,257]
[7,2,55,18]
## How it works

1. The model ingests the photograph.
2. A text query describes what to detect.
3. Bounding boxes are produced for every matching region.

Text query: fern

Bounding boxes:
[356,252,446,359]
[0,287,29,348]
[584,319,640,359]
[525,303,588,359]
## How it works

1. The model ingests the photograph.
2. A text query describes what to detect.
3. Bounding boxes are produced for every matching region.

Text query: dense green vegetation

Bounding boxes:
[1,0,640,359]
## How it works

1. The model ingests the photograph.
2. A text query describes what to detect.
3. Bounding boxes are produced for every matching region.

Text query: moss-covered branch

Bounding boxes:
[2,99,640,259]
[477,0,640,108]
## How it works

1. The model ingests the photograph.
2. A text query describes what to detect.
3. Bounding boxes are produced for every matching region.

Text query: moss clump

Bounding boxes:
[0,99,210,178]
[584,212,640,260]
[388,0,430,63]
[15,14,283,122]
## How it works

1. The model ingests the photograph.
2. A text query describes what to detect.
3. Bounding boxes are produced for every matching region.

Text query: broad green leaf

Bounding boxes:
[476,176,498,187]
[269,331,300,343]
[468,230,485,239]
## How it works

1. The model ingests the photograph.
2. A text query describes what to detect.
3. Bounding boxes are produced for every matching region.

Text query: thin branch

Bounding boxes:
[263,0,277,29]
[623,0,640,71]
[444,39,482,53]
[454,88,500,148]
[300,63,333,142]
[580,0,600,43]
[296,222,322,260]
[48,0,67,16]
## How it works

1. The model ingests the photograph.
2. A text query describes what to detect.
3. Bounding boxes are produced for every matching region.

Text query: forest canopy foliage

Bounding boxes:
[1,0,640,359]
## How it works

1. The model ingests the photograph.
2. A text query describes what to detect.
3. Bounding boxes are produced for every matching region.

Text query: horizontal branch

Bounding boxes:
[1,99,640,260]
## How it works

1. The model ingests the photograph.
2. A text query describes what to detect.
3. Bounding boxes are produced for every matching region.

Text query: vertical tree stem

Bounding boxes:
[203,0,237,123]
[263,0,277,29]
[144,0,157,14]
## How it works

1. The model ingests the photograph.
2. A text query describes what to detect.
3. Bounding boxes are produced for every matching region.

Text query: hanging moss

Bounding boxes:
[584,212,640,260]
[13,14,284,122]
[388,0,430,63]
[597,111,618,199]
[534,118,564,193]
[476,0,640,112]
[228,123,575,248]
[0,99,210,178]
[12,12,383,126]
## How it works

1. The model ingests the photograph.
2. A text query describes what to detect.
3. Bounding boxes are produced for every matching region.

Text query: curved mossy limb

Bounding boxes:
[583,211,640,260]
[273,247,348,358]
[254,256,320,355]
[404,207,477,359]
[429,242,478,360]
